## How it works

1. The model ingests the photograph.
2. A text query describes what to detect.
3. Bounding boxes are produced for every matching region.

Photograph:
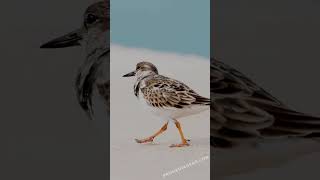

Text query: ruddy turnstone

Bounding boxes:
[123,61,210,147]
[40,1,110,119]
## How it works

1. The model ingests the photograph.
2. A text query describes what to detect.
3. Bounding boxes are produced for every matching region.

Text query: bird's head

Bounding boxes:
[40,1,109,51]
[123,61,159,78]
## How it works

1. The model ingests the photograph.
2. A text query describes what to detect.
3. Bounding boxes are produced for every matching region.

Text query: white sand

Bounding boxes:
[110,45,210,180]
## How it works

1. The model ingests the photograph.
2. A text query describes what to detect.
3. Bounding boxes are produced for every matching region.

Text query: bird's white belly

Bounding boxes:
[137,93,209,120]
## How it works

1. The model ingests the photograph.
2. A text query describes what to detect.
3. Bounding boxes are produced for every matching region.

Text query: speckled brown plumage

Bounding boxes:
[140,75,210,109]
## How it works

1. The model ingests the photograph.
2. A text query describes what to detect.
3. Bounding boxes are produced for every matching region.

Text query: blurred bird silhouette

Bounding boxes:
[211,58,320,177]
[41,1,110,120]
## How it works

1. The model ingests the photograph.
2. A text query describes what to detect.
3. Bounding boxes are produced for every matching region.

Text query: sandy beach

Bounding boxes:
[110,45,210,180]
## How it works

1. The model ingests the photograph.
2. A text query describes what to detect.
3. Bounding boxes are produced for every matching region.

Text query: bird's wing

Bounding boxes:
[141,75,210,109]
[211,58,320,148]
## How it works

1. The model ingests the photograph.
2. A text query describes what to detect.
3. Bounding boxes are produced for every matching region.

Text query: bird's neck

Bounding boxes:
[134,77,147,97]
[79,29,110,78]
[84,30,110,59]
[75,30,110,99]
[133,72,156,97]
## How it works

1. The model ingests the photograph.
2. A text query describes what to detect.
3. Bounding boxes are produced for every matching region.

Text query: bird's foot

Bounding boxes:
[135,137,154,144]
[169,142,190,148]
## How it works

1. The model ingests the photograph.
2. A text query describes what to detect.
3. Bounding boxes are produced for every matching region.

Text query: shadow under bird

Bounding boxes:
[211,58,320,177]
[123,62,210,147]
[40,1,110,119]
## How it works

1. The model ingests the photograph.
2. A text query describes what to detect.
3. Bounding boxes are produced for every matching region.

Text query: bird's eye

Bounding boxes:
[86,14,98,24]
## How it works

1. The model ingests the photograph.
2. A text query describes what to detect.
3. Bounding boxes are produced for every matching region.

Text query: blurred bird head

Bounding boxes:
[123,61,159,78]
[40,1,109,52]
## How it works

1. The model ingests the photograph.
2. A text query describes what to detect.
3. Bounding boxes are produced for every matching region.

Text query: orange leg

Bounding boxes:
[170,120,190,148]
[135,122,168,143]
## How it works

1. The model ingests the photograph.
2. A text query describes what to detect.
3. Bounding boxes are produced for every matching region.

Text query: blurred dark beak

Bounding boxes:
[123,71,136,77]
[40,29,83,48]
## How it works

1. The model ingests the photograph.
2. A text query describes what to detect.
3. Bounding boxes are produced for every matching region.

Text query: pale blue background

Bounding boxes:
[111,0,210,57]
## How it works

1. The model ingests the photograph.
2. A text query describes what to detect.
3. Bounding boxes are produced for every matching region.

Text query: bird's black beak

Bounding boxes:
[123,71,136,77]
[40,29,83,49]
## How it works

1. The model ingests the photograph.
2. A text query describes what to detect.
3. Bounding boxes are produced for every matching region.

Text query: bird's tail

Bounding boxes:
[194,95,210,105]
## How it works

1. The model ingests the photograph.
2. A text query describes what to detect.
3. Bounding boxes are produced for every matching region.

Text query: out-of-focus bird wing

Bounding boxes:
[211,58,320,148]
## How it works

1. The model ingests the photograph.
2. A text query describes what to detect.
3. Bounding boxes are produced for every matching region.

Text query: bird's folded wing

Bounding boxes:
[211,59,320,147]
[142,76,210,109]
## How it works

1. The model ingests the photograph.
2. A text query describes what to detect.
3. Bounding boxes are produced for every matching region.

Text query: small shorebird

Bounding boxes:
[123,62,210,147]
[211,58,320,177]
[40,1,110,119]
